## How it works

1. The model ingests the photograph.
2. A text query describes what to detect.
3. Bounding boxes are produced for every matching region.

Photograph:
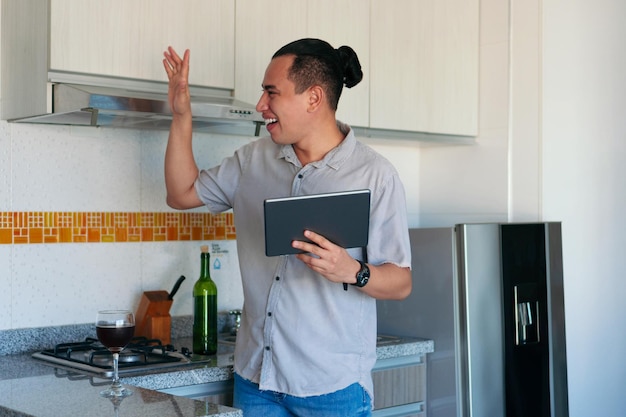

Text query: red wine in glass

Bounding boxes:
[96,325,135,353]
[96,310,135,398]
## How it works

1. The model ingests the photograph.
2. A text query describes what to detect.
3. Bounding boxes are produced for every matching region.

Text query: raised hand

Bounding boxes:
[162,47,191,116]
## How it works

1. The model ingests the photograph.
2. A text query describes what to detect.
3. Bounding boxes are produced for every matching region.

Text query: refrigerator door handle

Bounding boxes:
[514,285,540,345]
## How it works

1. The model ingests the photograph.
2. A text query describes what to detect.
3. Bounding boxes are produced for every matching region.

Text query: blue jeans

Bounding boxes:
[233,373,372,417]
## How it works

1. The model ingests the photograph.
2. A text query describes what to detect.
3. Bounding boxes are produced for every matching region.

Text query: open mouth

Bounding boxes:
[265,118,278,125]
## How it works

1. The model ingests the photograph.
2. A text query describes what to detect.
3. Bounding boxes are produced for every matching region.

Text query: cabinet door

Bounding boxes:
[234,0,308,106]
[307,0,369,127]
[49,0,235,89]
[370,0,478,136]
[372,362,426,411]
[235,0,368,125]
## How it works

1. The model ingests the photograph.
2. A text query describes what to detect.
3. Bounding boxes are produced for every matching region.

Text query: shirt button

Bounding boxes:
[268,312,272,317]
[265,346,271,351]
[298,174,303,179]
[275,276,280,281]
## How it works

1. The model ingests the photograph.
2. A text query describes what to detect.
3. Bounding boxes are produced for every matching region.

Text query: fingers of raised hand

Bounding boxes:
[163,47,185,77]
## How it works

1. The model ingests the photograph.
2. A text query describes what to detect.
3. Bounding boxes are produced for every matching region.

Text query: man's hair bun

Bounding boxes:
[337,46,363,88]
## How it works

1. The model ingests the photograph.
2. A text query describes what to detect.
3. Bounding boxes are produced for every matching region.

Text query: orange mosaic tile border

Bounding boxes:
[0,212,236,244]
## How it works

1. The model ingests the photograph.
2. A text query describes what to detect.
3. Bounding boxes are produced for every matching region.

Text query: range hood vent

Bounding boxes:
[10,76,265,136]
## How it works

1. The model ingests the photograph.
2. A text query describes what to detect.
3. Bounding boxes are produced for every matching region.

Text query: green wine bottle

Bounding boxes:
[193,245,218,355]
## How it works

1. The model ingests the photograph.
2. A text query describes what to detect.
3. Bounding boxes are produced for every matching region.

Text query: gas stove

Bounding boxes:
[32,337,212,378]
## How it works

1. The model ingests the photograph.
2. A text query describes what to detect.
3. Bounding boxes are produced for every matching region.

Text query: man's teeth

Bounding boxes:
[265,118,277,124]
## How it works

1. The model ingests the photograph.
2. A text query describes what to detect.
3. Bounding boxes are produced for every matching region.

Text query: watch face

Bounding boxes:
[355,262,370,287]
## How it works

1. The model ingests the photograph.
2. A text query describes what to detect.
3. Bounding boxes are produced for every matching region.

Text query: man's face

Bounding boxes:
[256,55,311,145]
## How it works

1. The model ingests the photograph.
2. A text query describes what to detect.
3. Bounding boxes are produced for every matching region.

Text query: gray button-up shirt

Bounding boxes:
[195,123,411,399]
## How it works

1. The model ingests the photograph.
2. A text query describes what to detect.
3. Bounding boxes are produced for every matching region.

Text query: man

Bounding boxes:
[163,38,412,417]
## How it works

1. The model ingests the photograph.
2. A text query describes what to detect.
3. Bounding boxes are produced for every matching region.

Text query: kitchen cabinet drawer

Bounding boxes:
[49,0,235,89]
[373,363,426,409]
[372,355,426,416]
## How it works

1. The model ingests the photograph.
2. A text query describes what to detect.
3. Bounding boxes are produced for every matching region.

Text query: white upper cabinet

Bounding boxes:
[49,0,235,89]
[235,0,477,136]
[3,0,477,137]
[370,0,479,136]
[234,0,308,107]
[306,1,369,128]
[234,0,369,127]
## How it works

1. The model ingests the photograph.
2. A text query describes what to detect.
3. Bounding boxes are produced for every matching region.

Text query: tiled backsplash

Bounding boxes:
[0,211,236,244]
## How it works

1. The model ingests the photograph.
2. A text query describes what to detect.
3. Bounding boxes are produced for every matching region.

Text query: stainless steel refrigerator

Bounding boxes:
[377,223,569,417]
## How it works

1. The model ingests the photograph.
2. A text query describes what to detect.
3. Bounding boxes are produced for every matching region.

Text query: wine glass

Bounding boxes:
[96,310,135,398]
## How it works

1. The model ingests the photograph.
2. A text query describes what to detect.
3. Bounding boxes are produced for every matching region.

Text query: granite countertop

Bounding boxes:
[0,320,434,417]
[0,372,240,417]
[0,335,241,417]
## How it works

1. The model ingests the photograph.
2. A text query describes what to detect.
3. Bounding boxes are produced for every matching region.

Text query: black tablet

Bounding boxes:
[263,189,371,256]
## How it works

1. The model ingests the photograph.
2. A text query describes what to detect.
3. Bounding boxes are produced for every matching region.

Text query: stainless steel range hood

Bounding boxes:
[10,74,265,136]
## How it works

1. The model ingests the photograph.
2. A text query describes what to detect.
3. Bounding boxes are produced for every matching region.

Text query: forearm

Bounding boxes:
[164,113,203,209]
[292,231,412,299]
[162,47,202,209]
[357,262,412,300]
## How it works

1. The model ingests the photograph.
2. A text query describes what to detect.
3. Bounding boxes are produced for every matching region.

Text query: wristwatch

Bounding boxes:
[352,260,370,287]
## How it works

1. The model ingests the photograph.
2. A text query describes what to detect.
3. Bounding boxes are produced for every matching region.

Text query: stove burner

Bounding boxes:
[38,337,182,371]
[87,348,146,365]
[33,336,214,378]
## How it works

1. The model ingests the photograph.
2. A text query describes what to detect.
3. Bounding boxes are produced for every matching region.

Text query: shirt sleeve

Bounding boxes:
[194,143,250,213]
[365,171,412,269]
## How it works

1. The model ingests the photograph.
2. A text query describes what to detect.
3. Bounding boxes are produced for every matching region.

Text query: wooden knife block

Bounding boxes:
[135,291,173,345]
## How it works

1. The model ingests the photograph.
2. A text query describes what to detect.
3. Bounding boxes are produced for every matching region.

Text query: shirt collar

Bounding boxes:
[277,121,356,170]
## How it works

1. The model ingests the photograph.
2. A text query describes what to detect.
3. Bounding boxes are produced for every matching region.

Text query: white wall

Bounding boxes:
[418,0,511,226]
[0,123,252,329]
[541,1,626,416]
